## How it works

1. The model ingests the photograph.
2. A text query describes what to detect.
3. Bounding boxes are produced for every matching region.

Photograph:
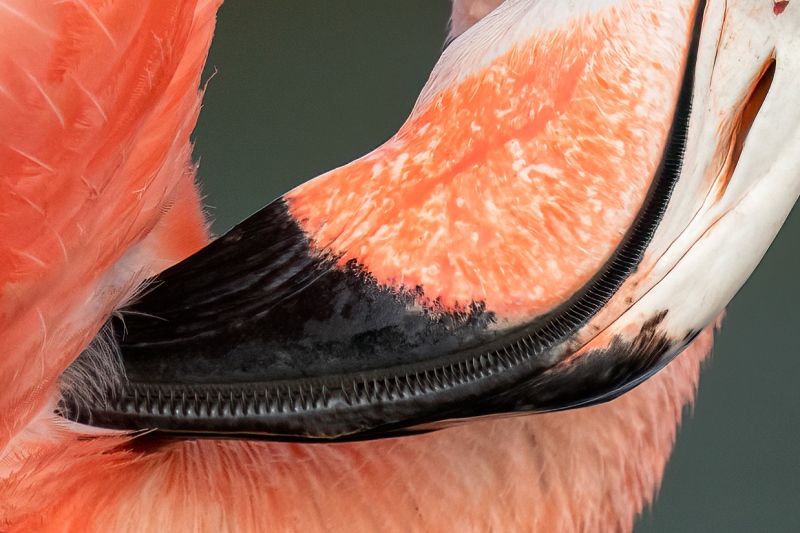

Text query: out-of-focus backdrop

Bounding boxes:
[193,2,800,531]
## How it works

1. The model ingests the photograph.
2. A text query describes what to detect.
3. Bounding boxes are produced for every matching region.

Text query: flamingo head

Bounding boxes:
[59,0,800,441]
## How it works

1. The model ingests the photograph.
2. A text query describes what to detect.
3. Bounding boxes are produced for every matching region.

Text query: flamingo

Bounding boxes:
[1,0,798,531]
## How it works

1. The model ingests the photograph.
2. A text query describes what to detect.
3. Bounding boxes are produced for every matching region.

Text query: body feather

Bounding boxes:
[0,0,216,450]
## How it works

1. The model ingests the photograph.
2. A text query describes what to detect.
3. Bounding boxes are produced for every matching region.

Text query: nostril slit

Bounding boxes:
[735,59,775,165]
[715,59,775,200]
[774,1,789,15]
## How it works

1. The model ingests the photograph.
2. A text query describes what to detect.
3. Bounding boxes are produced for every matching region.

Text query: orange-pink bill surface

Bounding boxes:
[288,1,697,323]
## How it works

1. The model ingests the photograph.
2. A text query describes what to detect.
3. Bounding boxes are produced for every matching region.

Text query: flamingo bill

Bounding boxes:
[54,0,709,440]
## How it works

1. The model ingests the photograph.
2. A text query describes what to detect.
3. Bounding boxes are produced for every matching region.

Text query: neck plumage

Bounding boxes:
[450,0,506,37]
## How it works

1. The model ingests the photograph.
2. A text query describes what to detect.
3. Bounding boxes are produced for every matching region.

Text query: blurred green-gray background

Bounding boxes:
[193,2,799,530]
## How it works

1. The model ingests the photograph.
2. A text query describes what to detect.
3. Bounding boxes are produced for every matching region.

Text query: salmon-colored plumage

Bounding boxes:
[0,0,215,450]
[0,1,721,531]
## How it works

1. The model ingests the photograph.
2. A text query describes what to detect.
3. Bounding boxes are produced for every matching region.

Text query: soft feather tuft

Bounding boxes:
[57,319,125,424]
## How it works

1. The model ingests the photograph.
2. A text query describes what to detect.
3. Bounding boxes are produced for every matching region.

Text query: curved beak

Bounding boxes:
[59,0,800,441]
